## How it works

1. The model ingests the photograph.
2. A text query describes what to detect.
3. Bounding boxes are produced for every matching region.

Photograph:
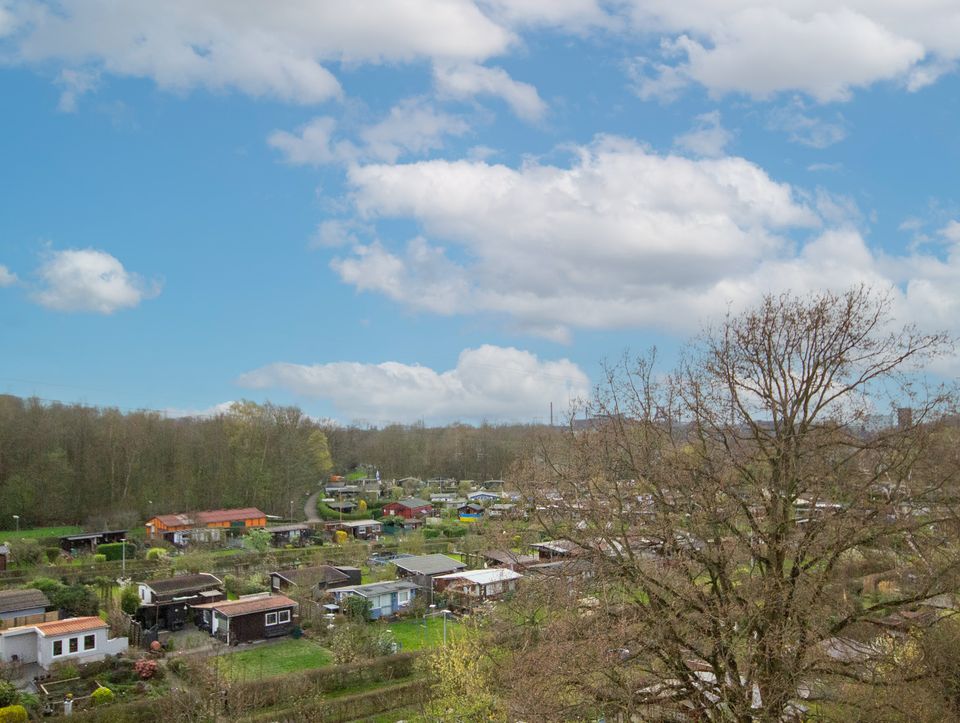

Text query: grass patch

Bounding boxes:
[220,638,333,680]
[0,525,82,542]
[379,616,458,652]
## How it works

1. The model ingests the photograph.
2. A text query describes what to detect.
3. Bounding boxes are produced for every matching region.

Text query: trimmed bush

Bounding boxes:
[0,705,28,723]
[44,547,61,563]
[0,682,16,708]
[95,542,136,562]
[145,547,167,561]
[91,687,114,706]
[92,554,107,563]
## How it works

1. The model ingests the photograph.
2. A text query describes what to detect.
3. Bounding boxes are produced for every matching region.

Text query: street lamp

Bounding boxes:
[11,515,19,532]
[120,538,127,576]
[289,500,294,522]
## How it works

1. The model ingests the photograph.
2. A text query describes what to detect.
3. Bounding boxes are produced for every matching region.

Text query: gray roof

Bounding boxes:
[393,497,431,509]
[141,573,222,596]
[0,588,51,615]
[328,580,419,597]
[266,524,311,534]
[393,553,467,576]
[271,565,349,587]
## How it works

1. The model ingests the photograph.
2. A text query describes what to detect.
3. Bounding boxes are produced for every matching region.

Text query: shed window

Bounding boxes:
[278,609,291,624]
[69,637,79,653]
[265,612,278,626]
[83,634,96,651]
[53,640,63,656]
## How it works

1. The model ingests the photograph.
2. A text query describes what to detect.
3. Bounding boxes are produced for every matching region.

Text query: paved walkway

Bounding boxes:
[304,489,322,523]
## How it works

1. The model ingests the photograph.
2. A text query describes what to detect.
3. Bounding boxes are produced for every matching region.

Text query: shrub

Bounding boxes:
[96,542,136,562]
[120,585,140,615]
[133,659,158,680]
[9,539,43,567]
[0,705,28,723]
[44,547,61,563]
[0,682,17,708]
[329,622,394,664]
[91,687,115,706]
[145,547,167,561]
[342,595,373,621]
[243,528,271,553]
[93,553,107,563]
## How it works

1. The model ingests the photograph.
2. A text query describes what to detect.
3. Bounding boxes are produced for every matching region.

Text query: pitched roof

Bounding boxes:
[193,594,297,617]
[0,588,51,615]
[482,550,538,567]
[390,497,431,509]
[393,554,467,576]
[35,617,107,636]
[150,508,266,527]
[141,573,223,596]
[197,508,266,524]
[271,566,349,588]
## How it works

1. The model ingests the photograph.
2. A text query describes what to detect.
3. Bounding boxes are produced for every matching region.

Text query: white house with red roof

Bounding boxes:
[0,616,128,671]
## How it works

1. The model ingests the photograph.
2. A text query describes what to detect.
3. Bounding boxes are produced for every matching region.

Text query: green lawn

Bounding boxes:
[0,525,82,542]
[220,638,333,679]
[379,616,458,652]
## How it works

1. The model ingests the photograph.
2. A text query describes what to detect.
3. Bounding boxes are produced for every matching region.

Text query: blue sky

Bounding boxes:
[1,1,959,425]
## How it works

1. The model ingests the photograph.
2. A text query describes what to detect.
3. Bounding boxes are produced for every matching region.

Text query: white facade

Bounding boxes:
[0,619,127,671]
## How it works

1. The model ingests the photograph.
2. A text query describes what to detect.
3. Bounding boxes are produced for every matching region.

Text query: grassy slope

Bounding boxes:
[0,525,82,542]
[221,638,333,679]
[378,617,458,652]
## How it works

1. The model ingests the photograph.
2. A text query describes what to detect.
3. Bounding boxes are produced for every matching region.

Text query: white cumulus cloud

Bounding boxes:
[673,110,733,157]
[626,1,960,101]
[238,345,590,424]
[322,135,960,359]
[7,0,513,104]
[434,63,547,121]
[32,248,160,314]
[0,264,17,287]
[336,135,817,338]
[269,99,471,167]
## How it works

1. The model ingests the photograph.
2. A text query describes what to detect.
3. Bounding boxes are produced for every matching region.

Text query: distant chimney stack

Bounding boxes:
[897,407,912,430]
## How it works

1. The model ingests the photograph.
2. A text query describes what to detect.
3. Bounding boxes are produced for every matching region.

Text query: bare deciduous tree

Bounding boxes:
[494,288,959,721]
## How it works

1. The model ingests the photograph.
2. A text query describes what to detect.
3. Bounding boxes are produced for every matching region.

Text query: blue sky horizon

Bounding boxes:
[2,1,959,426]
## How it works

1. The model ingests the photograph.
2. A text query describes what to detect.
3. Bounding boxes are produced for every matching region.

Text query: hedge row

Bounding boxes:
[315,500,384,521]
[55,654,421,722]
[240,678,427,723]
[225,652,419,712]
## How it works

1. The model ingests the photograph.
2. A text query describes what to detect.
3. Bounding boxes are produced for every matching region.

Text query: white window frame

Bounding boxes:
[278,609,291,624]
[83,634,96,651]
[52,639,63,657]
[68,637,79,654]
[265,611,279,626]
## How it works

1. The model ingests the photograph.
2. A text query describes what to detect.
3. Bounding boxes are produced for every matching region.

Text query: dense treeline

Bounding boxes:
[326,421,556,483]
[0,396,332,528]
[0,394,558,529]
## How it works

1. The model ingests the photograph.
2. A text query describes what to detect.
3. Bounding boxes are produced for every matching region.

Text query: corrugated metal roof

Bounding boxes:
[328,580,419,597]
[393,554,466,576]
[436,568,522,585]
[149,508,266,527]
